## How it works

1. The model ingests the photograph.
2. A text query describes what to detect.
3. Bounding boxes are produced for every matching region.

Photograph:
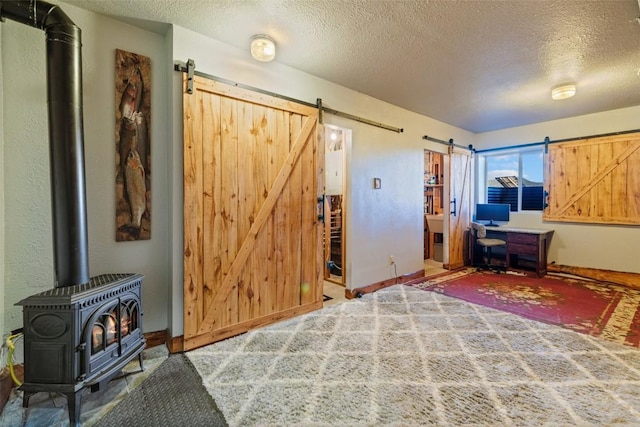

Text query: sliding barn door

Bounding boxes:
[446,148,471,269]
[183,74,324,350]
[544,132,640,225]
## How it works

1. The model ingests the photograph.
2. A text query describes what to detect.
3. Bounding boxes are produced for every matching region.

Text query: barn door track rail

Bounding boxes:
[475,128,640,154]
[422,135,473,152]
[174,59,403,133]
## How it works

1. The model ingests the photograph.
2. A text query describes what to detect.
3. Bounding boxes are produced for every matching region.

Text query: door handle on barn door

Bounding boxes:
[450,198,457,216]
[543,190,549,209]
[317,195,325,223]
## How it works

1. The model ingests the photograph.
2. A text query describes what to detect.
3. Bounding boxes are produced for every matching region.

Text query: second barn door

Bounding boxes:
[183,74,324,350]
[446,146,472,269]
[544,132,640,225]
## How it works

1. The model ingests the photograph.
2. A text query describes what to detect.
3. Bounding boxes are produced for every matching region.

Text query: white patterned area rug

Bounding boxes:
[187,285,640,426]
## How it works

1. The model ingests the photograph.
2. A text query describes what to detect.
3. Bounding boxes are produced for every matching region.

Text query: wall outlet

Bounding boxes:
[389,255,395,265]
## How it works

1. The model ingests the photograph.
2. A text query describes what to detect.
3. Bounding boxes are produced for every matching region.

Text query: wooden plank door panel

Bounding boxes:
[183,75,322,350]
[544,132,640,225]
[447,148,471,269]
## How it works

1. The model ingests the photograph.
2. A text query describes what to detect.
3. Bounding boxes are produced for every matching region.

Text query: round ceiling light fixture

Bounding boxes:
[250,35,276,62]
[551,83,576,100]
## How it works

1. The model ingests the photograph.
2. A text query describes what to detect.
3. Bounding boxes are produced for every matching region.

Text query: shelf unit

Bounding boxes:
[424,152,444,215]
[424,151,445,260]
[325,195,343,278]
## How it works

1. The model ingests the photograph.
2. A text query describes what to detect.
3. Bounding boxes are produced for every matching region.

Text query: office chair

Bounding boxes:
[470,222,506,273]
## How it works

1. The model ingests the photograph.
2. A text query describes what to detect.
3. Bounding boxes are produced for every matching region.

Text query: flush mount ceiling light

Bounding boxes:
[250,35,276,62]
[551,83,576,100]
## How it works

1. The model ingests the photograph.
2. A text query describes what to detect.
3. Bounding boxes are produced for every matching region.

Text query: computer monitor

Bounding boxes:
[475,203,510,226]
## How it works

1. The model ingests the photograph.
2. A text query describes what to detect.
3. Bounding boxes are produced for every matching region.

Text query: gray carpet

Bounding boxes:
[96,354,227,427]
[188,284,640,426]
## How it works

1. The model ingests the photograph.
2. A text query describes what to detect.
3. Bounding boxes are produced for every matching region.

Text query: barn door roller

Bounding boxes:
[186,59,195,94]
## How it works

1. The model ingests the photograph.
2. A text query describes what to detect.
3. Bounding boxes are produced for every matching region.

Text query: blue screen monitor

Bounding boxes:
[476,203,510,226]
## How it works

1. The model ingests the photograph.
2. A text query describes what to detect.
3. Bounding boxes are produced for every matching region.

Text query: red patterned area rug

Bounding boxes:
[412,268,640,348]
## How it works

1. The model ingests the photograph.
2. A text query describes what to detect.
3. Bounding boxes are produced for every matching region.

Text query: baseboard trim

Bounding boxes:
[345,269,426,299]
[143,329,169,349]
[547,263,640,289]
[143,329,187,354]
[168,335,185,354]
[1,368,12,414]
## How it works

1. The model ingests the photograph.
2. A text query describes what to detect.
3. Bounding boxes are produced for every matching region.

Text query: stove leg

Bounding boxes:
[65,392,81,427]
[21,391,34,425]
[138,352,145,371]
[22,390,34,407]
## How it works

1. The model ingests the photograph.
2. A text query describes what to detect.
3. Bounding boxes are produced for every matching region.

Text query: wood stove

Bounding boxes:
[18,273,146,425]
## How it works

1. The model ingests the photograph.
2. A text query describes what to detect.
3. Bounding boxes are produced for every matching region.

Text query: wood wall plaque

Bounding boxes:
[115,49,151,241]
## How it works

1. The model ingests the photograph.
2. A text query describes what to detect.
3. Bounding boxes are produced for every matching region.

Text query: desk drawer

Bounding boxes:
[508,242,538,255]
[507,233,538,245]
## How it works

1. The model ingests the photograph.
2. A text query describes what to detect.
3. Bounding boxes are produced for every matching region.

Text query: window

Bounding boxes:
[483,149,544,212]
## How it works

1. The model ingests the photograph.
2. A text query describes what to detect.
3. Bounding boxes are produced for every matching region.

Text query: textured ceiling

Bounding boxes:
[61,0,640,133]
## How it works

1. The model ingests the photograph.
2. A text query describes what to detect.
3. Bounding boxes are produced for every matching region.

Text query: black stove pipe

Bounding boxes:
[0,0,90,286]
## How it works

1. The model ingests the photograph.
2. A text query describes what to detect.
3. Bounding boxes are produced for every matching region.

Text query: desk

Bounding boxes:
[484,226,554,277]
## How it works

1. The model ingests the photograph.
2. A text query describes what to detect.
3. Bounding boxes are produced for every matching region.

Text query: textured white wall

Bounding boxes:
[0,27,4,337]
[474,106,640,273]
[1,3,170,333]
[2,18,53,331]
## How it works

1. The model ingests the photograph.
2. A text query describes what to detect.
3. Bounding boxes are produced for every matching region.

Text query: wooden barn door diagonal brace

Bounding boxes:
[553,142,640,216]
[174,59,403,133]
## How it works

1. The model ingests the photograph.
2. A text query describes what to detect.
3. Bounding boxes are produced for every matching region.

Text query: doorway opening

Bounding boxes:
[324,125,348,286]
[424,150,446,275]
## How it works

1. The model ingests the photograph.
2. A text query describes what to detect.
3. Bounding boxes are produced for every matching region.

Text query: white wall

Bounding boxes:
[169,26,474,334]
[1,3,170,333]
[2,17,53,332]
[474,106,640,273]
[0,27,5,338]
